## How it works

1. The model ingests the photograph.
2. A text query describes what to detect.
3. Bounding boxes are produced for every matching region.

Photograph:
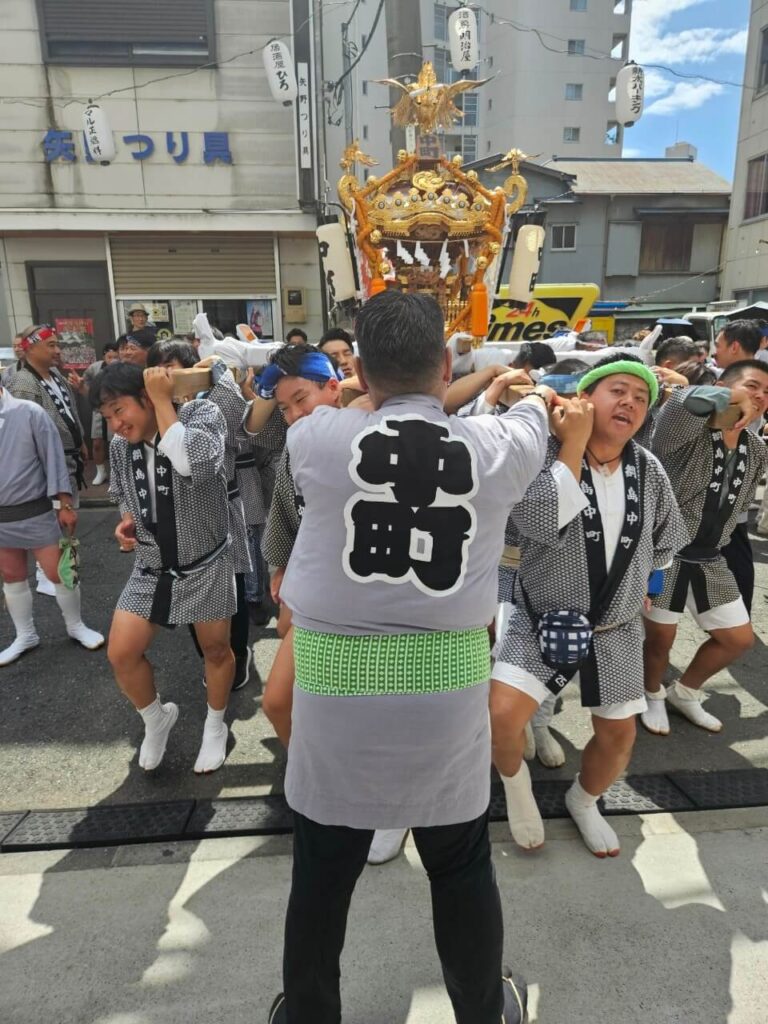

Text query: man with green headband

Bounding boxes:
[491,354,688,858]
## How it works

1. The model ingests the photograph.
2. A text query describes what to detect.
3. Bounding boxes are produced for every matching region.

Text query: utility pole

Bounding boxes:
[385,0,423,162]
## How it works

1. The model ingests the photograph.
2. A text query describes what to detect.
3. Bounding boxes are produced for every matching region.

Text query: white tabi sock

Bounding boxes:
[523,722,536,760]
[500,760,545,850]
[194,705,229,774]
[138,698,179,770]
[92,464,109,486]
[532,694,565,767]
[0,582,40,666]
[53,584,105,650]
[367,828,409,864]
[640,685,669,735]
[565,774,620,858]
[667,681,722,732]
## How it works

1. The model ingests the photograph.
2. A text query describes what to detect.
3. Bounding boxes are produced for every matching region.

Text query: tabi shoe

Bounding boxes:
[640,685,670,736]
[35,566,56,597]
[667,681,722,732]
[231,648,251,691]
[0,633,40,667]
[267,993,286,1024]
[501,761,545,850]
[502,971,529,1024]
[532,724,566,768]
[67,623,105,650]
[367,828,408,864]
[92,464,109,486]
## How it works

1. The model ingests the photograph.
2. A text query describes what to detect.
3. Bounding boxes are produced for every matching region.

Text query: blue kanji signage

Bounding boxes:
[42,130,233,165]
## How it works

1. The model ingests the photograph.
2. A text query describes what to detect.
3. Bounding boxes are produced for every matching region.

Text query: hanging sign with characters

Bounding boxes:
[448,6,479,71]
[615,62,644,127]
[488,283,600,342]
[263,40,298,105]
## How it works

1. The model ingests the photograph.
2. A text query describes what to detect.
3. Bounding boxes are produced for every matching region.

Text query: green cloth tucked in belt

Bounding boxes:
[293,626,491,697]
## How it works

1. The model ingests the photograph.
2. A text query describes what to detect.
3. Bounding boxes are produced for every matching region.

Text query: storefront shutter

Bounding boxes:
[109,234,277,295]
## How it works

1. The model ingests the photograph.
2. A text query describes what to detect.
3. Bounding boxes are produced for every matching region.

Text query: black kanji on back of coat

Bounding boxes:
[345,418,476,595]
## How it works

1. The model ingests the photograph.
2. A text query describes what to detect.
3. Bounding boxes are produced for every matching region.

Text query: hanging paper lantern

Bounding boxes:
[508,225,545,303]
[82,103,116,165]
[615,62,644,127]
[262,40,298,106]
[316,222,357,303]
[448,7,479,72]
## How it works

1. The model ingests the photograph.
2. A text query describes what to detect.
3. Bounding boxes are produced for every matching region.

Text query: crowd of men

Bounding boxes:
[1,299,767,1024]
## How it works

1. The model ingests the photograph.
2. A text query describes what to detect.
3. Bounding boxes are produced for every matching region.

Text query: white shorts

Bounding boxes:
[492,662,646,720]
[644,589,749,631]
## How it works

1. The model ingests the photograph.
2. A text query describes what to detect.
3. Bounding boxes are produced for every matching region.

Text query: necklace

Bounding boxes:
[586,446,623,478]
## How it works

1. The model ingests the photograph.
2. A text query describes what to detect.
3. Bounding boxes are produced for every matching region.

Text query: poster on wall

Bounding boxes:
[55,317,97,369]
[246,299,275,340]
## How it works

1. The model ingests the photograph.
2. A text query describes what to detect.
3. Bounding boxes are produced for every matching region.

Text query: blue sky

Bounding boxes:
[625,0,750,180]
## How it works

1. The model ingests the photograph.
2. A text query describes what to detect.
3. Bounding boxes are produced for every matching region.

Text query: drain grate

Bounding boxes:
[670,769,768,810]
[2,801,194,852]
[599,775,695,815]
[0,812,27,846]
[186,795,292,838]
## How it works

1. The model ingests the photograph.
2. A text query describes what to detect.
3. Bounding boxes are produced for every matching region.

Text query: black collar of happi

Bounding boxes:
[691,430,749,549]
[25,363,82,447]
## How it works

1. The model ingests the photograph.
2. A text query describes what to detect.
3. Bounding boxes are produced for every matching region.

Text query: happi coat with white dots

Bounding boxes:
[497,435,688,708]
[109,399,236,626]
[651,386,768,613]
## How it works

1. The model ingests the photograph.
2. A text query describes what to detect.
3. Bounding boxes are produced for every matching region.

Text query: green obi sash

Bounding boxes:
[293,626,490,697]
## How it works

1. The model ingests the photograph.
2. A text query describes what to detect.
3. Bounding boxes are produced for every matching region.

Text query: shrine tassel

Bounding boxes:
[470,281,488,337]
[370,277,387,296]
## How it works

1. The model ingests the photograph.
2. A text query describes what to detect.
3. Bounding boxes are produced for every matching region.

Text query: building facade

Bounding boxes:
[320,0,633,177]
[0,0,324,352]
[721,0,768,302]
[471,152,730,313]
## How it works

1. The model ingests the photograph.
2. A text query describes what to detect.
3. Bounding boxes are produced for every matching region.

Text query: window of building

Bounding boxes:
[463,135,478,162]
[570,0,587,10]
[612,34,628,60]
[35,0,215,66]
[568,39,586,56]
[460,92,478,126]
[434,3,450,43]
[363,124,368,140]
[565,83,583,100]
[758,28,768,93]
[551,225,577,250]
[639,222,693,272]
[563,126,581,143]
[614,0,627,13]
[606,121,621,144]
[745,154,768,219]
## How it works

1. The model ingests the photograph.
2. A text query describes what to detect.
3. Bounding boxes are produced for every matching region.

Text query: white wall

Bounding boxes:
[277,235,324,342]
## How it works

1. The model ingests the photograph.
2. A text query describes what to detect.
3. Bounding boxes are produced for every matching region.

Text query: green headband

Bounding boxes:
[576,360,659,405]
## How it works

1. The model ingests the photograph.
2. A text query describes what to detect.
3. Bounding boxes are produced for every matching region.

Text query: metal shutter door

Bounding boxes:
[110,235,276,295]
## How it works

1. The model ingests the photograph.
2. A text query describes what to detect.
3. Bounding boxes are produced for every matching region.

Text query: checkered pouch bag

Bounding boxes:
[535,609,593,672]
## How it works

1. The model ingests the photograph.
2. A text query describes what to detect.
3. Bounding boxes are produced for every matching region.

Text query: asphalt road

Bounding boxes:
[1,506,766,813]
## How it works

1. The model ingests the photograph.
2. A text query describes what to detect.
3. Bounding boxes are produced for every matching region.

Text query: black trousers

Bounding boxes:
[190,572,249,659]
[722,522,754,614]
[283,810,505,1024]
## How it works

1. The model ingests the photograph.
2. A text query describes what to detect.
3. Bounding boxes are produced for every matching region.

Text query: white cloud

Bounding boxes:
[643,68,674,99]
[631,0,748,66]
[645,80,724,115]
[622,147,646,158]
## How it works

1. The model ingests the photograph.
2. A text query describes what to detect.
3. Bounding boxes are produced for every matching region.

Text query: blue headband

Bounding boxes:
[257,350,341,400]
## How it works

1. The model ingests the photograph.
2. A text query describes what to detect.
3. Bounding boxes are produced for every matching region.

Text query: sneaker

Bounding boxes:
[502,972,529,1024]
[231,648,251,691]
[267,993,286,1024]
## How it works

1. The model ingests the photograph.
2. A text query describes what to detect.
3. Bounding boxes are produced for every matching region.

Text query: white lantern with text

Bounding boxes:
[615,62,644,127]
[316,223,357,303]
[263,40,298,106]
[448,7,479,72]
[82,104,116,165]
[508,225,545,303]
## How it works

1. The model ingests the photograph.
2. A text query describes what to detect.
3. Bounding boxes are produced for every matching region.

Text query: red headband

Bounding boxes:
[20,326,56,351]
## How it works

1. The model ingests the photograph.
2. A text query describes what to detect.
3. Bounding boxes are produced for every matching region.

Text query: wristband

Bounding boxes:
[53,500,74,511]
